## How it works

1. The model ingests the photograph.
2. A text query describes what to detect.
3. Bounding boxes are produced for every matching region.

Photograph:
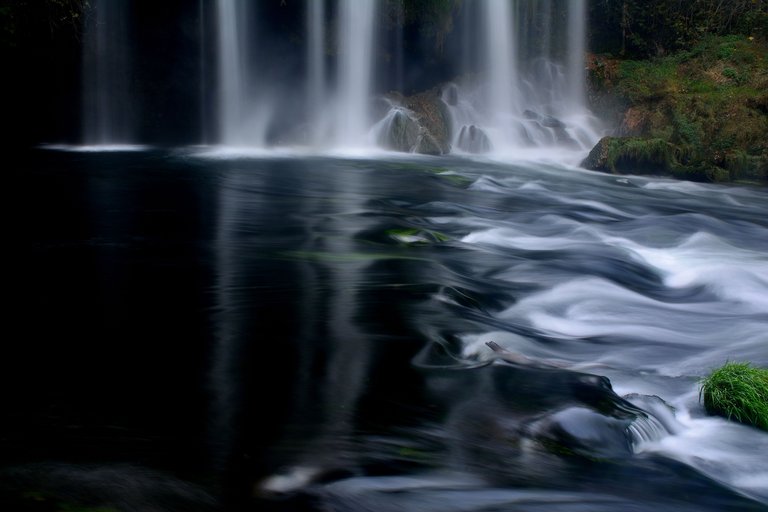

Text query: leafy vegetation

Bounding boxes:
[700,362,768,431]
[590,0,768,58]
[0,0,87,48]
[589,34,768,182]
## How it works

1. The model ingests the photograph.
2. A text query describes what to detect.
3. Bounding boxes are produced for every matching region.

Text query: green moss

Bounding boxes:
[606,137,676,173]
[700,362,768,431]
[617,60,679,102]
[386,227,451,244]
[601,35,768,182]
[671,109,704,147]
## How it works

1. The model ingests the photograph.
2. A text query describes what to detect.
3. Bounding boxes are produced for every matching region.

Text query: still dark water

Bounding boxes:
[4,147,768,511]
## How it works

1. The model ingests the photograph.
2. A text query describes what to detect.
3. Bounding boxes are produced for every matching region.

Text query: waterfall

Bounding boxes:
[216,0,271,147]
[200,0,208,145]
[334,0,377,149]
[216,0,246,146]
[566,0,588,110]
[483,0,518,146]
[307,0,326,146]
[445,0,599,153]
[82,0,133,145]
[206,0,594,154]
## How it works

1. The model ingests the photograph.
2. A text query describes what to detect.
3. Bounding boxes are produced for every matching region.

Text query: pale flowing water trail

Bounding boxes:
[5,148,768,511]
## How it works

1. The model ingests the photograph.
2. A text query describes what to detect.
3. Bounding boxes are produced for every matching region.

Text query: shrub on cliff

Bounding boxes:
[700,362,768,431]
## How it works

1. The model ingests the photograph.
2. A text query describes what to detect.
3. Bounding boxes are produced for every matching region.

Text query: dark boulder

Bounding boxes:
[401,88,452,155]
[376,108,421,153]
[582,136,675,175]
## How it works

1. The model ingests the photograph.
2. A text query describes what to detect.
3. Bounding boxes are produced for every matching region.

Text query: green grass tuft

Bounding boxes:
[700,362,768,431]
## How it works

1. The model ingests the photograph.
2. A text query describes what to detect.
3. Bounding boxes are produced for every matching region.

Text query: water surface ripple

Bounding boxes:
[5,149,767,511]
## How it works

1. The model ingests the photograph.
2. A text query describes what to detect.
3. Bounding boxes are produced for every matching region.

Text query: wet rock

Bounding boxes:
[401,88,452,155]
[456,124,492,153]
[377,108,421,152]
[442,83,459,107]
[531,406,635,459]
[582,136,613,170]
[541,115,566,129]
[581,136,675,175]
[523,109,540,120]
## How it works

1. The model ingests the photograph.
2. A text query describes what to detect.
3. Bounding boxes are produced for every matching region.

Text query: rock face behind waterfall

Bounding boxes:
[379,89,452,155]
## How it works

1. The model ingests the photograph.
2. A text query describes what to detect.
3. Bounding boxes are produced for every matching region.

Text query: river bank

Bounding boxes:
[584,35,768,183]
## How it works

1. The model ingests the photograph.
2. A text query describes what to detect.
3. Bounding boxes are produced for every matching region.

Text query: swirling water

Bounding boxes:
[4,148,768,511]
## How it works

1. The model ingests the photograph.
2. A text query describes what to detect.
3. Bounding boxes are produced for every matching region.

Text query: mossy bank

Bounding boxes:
[700,362,768,431]
[585,35,768,183]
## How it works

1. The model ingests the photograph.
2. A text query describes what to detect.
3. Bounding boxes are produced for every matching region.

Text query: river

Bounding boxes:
[4,147,767,511]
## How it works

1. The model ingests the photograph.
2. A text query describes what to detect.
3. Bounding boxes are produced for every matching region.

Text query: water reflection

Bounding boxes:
[206,156,768,511]
[211,160,397,495]
[8,150,766,511]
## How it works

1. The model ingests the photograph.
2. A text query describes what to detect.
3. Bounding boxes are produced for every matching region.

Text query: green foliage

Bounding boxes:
[617,60,679,102]
[724,150,768,181]
[700,362,768,431]
[601,34,768,182]
[606,137,675,173]
[671,109,704,147]
[589,0,768,58]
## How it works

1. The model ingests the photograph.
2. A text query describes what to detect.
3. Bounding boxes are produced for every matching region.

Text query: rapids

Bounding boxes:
[5,148,767,511]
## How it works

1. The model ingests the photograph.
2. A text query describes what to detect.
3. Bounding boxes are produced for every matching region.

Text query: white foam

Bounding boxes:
[637,396,768,503]
[606,231,768,311]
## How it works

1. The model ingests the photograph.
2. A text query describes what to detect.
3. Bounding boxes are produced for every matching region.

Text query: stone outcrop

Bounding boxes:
[378,88,452,155]
[583,37,768,183]
[581,136,675,175]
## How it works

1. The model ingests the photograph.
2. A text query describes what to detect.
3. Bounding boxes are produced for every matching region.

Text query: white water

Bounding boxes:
[307,0,327,146]
[216,0,271,146]
[81,0,133,145]
[205,0,598,156]
[334,0,377,148]
[484,0,518,143]
[451,167,768,502]
[566,0,588,108]
[445,0,601,154]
